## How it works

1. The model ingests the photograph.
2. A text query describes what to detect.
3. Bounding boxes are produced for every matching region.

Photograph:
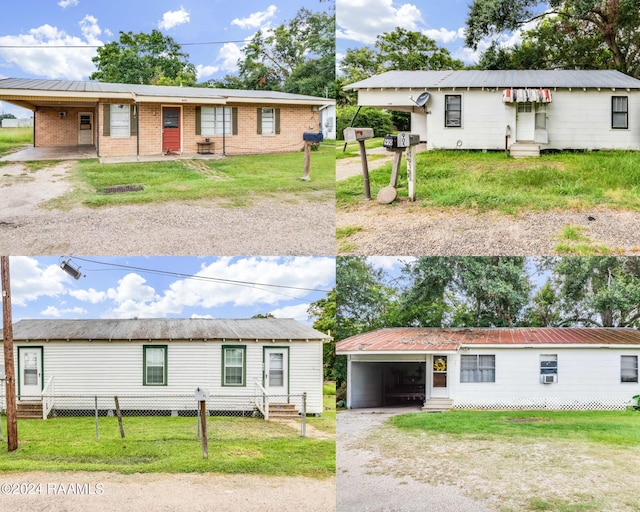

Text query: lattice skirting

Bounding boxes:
[452,397,631,411]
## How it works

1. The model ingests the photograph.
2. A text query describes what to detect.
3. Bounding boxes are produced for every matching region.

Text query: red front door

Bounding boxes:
[162,107,181,152]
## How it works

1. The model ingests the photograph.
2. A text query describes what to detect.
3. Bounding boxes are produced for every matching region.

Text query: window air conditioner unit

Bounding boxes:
[541,374,556,384]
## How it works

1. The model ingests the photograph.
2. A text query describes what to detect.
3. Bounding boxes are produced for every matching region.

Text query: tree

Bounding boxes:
[91,30,197,85]
[308,289,336,380]
[467,0,640,77]
[549,256,640,327]
[236,7,335,97]
[336,105,395,140]
[0,113,16,121]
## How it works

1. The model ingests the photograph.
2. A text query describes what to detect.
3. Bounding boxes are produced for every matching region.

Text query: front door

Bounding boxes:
[430,355,449,398]
[18,347,42,399]
[516,103,535,141]
[264,348,288,395]
[78,112,93,145]
[162,107,181,152]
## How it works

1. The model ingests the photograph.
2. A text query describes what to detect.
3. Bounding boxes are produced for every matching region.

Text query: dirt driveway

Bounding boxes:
[337,408,640,512]
[0,472,335,512]
[0,162,334,255]
[337,408,493,512]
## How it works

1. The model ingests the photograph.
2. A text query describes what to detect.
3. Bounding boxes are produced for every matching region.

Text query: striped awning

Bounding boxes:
[503,88,552,103]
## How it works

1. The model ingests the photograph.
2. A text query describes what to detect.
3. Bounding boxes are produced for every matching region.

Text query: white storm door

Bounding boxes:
[19,347,42,398]
[430,355,449,398]
[516,103,535,141]
[78,112,94,145]
[265,348,288,395]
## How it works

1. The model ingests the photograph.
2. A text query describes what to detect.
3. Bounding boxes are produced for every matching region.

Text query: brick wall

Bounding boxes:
[35,107,97,147]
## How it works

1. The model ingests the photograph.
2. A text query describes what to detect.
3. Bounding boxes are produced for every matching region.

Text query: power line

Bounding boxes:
[0,39,248,49]
[68,256,333,294]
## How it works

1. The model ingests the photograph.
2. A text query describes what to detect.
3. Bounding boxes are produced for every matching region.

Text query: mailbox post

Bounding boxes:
[343,127,375,200]
[398,132,421,201]
[379,132,421,203]
[301,131,323,181]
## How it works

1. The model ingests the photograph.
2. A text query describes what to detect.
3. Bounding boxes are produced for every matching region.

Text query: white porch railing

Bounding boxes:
[42,375,55,420]
[254,380,269,420]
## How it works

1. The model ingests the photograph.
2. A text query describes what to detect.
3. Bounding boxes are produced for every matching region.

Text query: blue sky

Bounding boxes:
[1,256,335,326]
[0,0,326,116]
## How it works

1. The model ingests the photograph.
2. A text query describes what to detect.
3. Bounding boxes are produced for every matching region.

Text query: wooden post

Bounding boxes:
[1,256,18,452]
[199,400,208,459]
[358,140,371,200]
[406,145,417,201]
[95,395,99,440]
[301,392,307,438]
[114,396,125,438]
[301,142,311,181]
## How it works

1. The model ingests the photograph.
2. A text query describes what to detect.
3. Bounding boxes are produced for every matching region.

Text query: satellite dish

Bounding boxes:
[415,92,431,107]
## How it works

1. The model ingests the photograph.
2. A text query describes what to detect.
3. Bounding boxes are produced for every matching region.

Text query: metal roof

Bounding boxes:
[344,70,640,90]
[336,327,640,353]
[0,77,331,103]
[5,318,330,342]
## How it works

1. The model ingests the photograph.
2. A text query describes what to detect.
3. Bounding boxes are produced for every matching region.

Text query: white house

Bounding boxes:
[319,103,336,139]
[344,70,640,156]
[337,327,640,410]
[0,318,330,418]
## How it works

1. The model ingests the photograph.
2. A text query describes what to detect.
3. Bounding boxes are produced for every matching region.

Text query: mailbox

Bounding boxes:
[194,387,210,402]
[396,132,421,148]
[303,131,324,143]
[343,127,374,142]
[383,134,398,149]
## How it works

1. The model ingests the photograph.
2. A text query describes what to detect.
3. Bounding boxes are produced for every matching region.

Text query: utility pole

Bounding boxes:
[1,256,18,452]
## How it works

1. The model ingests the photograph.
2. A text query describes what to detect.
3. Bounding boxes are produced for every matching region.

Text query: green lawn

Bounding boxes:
[389,409,640,446]
[307,384,336,435]
[49,146,335,208]
[337,150,640,213]
[0,127,32,157]
[0,415,334,477]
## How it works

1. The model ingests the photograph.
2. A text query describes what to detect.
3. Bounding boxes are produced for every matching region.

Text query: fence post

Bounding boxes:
[199,399,208,459]
[114,396,125,438]
[301,392,306,438]
[94,395,99,440]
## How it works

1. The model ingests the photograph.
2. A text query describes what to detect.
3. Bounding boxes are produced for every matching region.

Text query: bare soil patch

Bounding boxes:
[0,471,335,512]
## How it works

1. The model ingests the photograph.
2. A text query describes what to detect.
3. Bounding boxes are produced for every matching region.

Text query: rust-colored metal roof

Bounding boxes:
[336,328,640,353]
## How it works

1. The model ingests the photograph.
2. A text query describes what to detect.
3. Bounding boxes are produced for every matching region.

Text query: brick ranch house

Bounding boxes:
[0,78,334,158]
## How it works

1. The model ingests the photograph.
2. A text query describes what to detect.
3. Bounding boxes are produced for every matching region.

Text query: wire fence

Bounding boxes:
[0,392,308,439]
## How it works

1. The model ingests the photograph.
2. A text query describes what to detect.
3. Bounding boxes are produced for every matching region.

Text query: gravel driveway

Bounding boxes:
[0,471,335,512]
[337,408,494,512]
[0,162,334,255]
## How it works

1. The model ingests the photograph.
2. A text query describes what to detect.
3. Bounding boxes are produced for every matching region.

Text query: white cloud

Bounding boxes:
[423,27,465,44]
[106,273,157,305]
[58,0,78,8]
[367,256,416,272]
[269,303,312,324]
[69,288,106,304]
[41,305,87,317]
[196,64,219,80]
[231,5,278,30]
[337,0,424,44]
[8,257,69,307]
[158,7,190,30]
[0,20,103,80]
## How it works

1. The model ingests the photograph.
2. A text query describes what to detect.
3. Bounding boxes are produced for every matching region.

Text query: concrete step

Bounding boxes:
[510,142,540,158]
[422,398,454,411]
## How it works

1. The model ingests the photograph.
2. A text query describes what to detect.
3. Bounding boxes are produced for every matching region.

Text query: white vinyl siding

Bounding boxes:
[461,354,495,383]
[621,355,638,382]
[201,106,232,136]
[110,104,130,137]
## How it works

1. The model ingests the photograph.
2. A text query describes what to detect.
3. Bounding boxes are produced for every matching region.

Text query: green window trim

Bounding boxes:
[143,345,168,386]
[222,345,247,387]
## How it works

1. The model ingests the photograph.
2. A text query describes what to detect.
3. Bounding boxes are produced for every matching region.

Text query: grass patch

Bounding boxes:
[0,127,32,156]
[307,391,336,435]
[527,496,604,512]
[323,381,336,396]
[555,242,615,255]
[389,410,640,446]
[336,225,362,239]
[54,147,334,208]
[559,225,589,242]
[337,150,640,213]
[23,160,62,172]
[0,415,334,477]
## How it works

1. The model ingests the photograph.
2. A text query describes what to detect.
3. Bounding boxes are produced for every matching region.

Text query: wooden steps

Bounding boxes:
[268,403,300,421]
[510,142,540,158]
[17,401,43,419]
[422,398,454,412]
